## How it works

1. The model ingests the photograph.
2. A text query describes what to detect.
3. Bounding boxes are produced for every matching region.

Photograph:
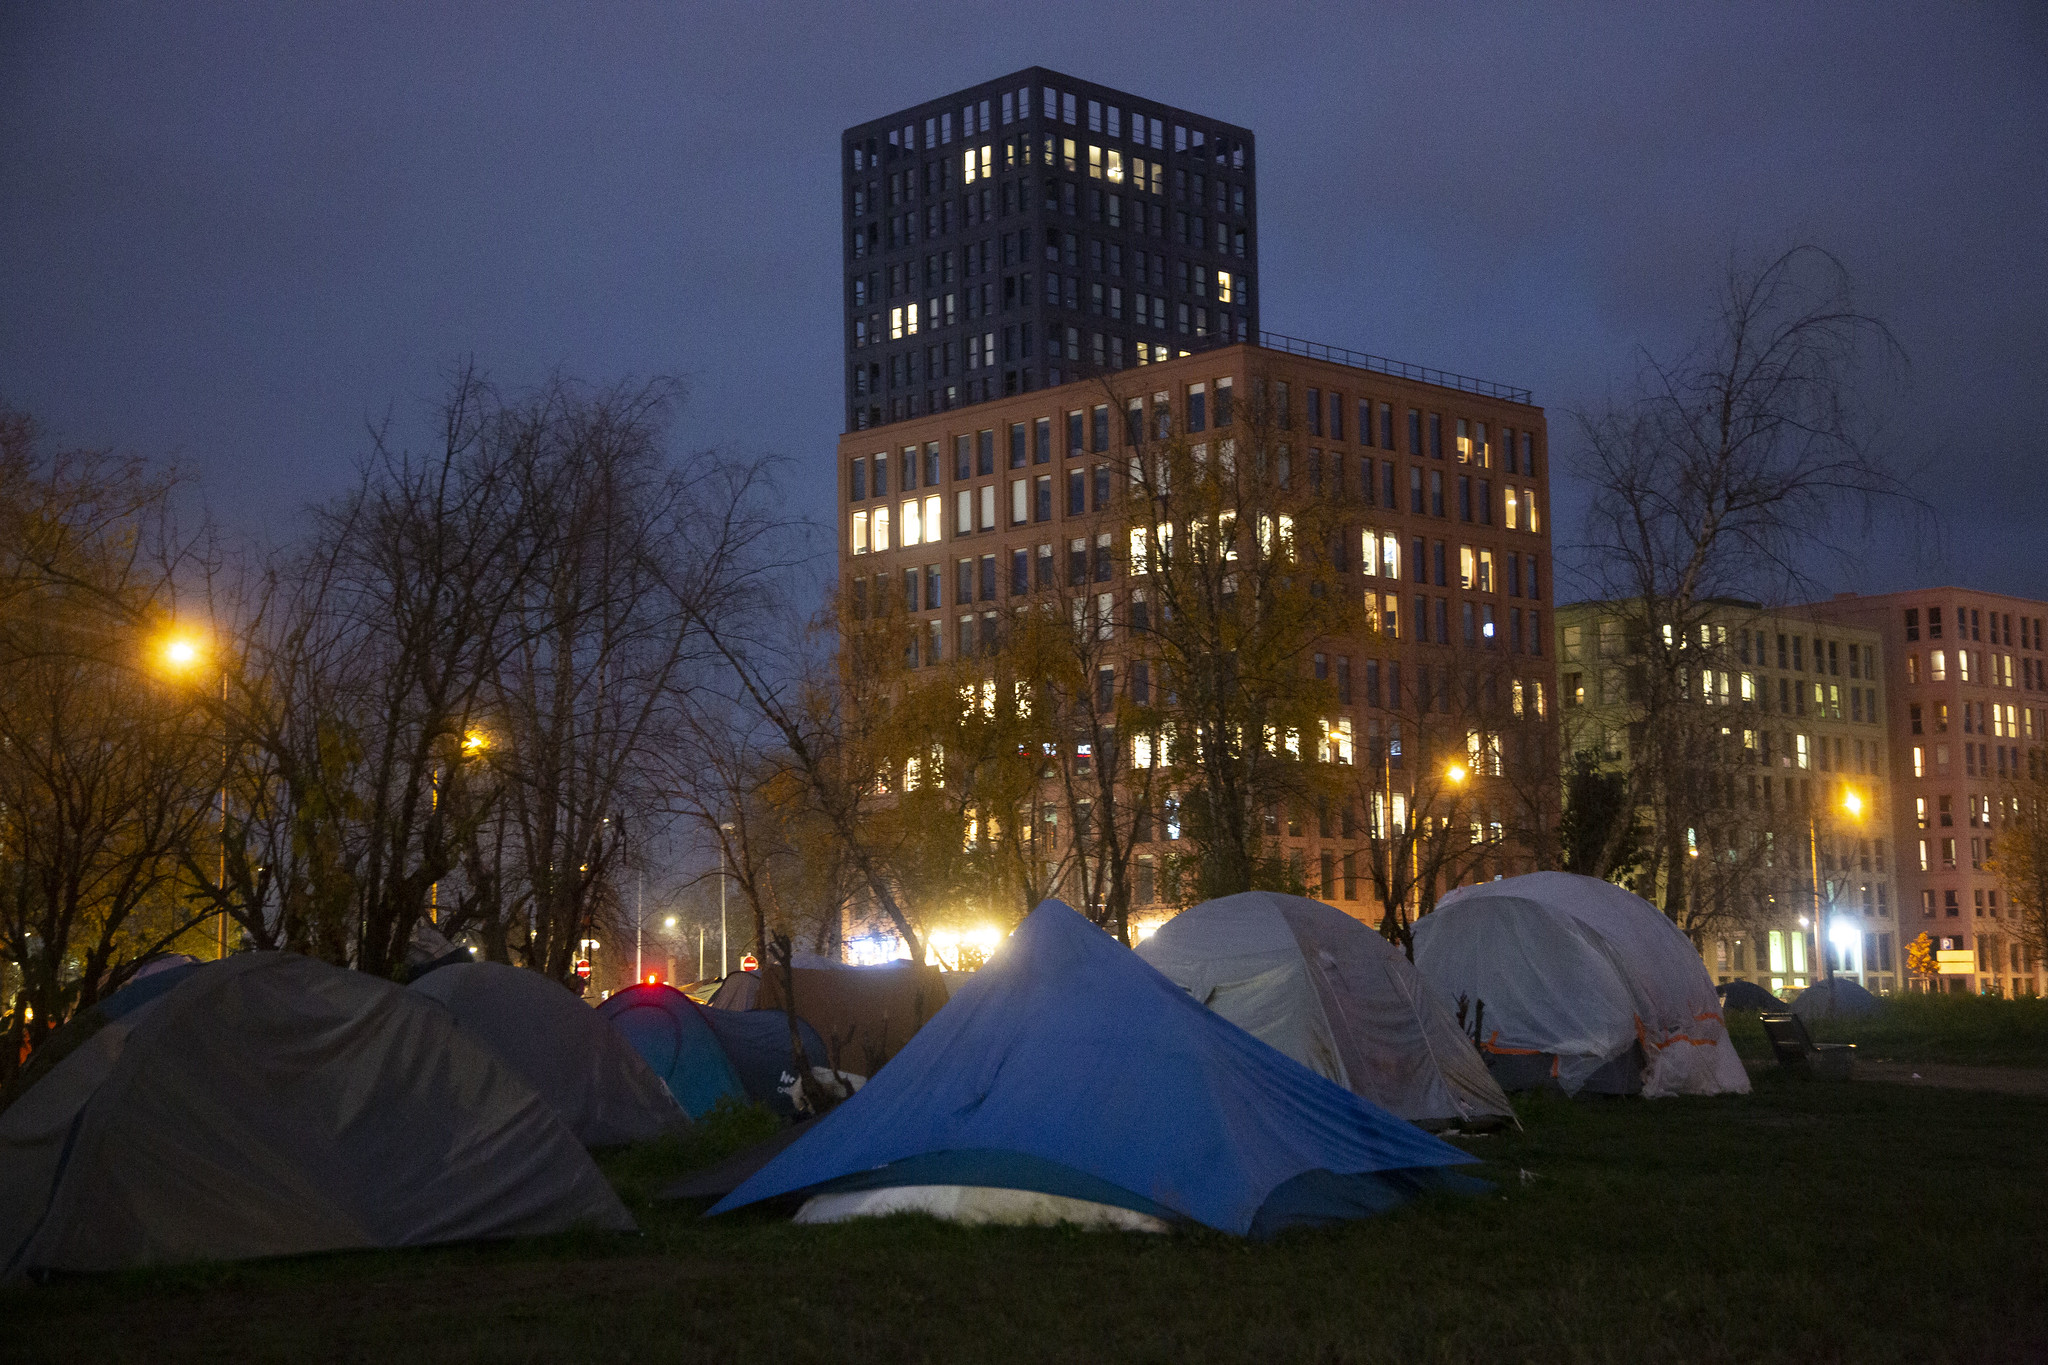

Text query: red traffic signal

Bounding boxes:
[574,959,591,980]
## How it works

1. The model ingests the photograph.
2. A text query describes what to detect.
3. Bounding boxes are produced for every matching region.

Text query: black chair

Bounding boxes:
[1758,1012,1856,1078]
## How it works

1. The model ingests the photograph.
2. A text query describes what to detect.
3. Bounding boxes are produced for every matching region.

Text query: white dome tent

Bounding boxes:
[1412,872,1750,1098]
[1136,891,1514,1130]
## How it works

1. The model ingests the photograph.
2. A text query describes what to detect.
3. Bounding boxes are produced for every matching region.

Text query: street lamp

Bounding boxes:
[720,821,734,978]
[1811,786,1866,984]
[1444,762,1468,786]
[160,630,229,960]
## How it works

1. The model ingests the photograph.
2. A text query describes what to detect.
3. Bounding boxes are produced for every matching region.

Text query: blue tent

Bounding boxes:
[710,901,1479,1237]
[596,985,829,1120]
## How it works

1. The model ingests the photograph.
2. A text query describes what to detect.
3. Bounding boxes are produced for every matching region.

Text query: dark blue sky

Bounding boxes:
[4,3,2044,598]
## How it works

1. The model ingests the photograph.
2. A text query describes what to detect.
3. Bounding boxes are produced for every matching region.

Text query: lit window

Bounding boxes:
[1931,650,1946,681]
[901,499,921,547]
[1505,487,1520,529]
[851,511,869,555]
[1796,733,1809,769]
[872,506,890,551]
[1216,270,1235,303]
[1323,717,1354,765]
[924,494,941,541]
[906,302,919,335]
[890,306,904,340]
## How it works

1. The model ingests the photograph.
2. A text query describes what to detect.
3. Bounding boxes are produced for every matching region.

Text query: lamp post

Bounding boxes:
[1811,786,1866,984]
[161,632,228,960]
[719,821,734,977]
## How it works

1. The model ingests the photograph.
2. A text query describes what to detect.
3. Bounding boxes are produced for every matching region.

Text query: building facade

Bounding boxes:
[1807,589,2048,996]
[841,69,1258,433]
[840,339,1556,928]
[1555,601,1903,996]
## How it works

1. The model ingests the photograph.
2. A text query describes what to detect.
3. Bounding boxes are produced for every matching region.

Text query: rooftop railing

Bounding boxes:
[1247,331,1533,404]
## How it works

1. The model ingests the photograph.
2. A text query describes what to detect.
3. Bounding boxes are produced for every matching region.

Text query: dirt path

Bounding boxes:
[1855,1060,2048,1097]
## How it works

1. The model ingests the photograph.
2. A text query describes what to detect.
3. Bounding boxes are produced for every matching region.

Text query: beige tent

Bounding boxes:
[1137,892,1514,1130]
[745,962,949,1074]
[410,961,686,1146]
[0,953,633,1280]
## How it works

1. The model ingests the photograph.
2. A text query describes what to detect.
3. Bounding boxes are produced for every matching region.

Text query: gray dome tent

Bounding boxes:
[0,953,633,1280]
[1716,980,1783,1012]
[1790,977,1882,1021]
[1136,892,1514,1130]
[410,961,686,1146]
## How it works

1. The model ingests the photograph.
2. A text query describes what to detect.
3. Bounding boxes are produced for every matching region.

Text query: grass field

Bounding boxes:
[6,1069,2045,1365]
[1722,991,2048,1068]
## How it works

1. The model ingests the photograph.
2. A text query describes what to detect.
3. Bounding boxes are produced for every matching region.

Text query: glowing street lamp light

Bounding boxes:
[162,636,202,669]
[1443,763,1468,785]
[1812,786,1868,984]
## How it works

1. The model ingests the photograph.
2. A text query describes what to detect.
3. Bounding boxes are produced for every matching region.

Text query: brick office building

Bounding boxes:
[839,338,1558,927]
[1808,589,2048,996]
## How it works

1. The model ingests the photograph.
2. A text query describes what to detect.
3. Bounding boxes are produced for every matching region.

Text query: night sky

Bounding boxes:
[3,4,2043,600]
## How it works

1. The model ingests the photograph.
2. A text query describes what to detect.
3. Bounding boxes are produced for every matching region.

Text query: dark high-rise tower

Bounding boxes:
[841,67,1258,433]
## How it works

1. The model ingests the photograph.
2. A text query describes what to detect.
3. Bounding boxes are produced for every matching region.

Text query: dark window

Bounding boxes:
[1036,475,1053,522]
[1307,388,1323,436]
[1410,537,1427,584]
[1010,423,1027,468]
[1068,469,1086,515]
[977,429,995,476]
[1092,404,1109,451]
[1904,608,1920,641]
[1337,657,1352,704]
[1011,549,1029,595]
[1407,409,1422,454]
[1429,414,1443,459]
[1433,540,1447,587]
[1188,388,1207,432]
[1068,410,1085,455]
[1458,475,1472,522]
[874,452,889,496]
[1409,467,1424,514]
[955,435,971,480]
[979,554,996,601]
[1094,463,1112,509]
[1215,380,1233,426]
[850,457,867,501]
[1430,471,1445,517]
[1035,417,1051,464]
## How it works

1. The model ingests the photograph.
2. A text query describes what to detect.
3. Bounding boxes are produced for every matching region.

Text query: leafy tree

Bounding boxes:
[1558,750,1646,880]
[1904,931,1939,994]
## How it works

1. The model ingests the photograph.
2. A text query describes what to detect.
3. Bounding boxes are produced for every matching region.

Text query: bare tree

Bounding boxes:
[0,410,218,1076]
[1570,245,1916,925]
